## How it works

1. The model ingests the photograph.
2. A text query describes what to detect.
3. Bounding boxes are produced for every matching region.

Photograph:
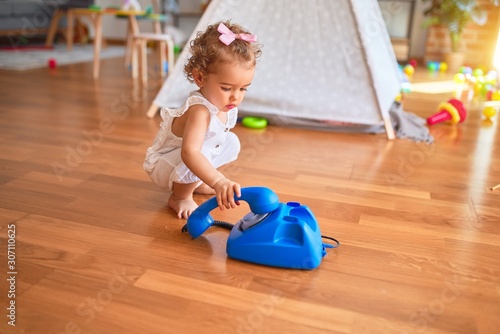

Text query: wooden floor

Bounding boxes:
[0,55,499,334]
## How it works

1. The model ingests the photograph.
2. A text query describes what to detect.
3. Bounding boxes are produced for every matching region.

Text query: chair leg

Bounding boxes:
[140,39,148,84]
[131,38,139,79]
[66,9,74,51]
[166,38,174,75]
[159,41,166,78]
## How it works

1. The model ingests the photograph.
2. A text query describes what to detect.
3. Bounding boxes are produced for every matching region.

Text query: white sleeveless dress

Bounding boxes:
[144,91,240,190]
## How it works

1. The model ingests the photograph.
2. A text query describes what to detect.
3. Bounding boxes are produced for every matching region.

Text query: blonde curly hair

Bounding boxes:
[184,20,262,83]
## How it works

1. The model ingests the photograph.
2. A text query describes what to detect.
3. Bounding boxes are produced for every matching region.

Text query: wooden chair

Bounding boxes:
[122,0,163,68]
[131,32,175,83]
[129,0,175,83]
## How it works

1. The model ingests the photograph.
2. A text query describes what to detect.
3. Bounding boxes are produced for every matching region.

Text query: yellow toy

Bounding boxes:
[453,73,466,83]
[403,64,414,77]
[492,91,500,101]
[483,106,497,119]
[439,62,448,72]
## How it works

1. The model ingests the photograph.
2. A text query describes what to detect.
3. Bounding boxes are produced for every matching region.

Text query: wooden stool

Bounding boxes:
[132,33,174,84]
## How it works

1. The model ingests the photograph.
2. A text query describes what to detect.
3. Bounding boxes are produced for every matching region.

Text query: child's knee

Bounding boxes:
[226,132,241,157]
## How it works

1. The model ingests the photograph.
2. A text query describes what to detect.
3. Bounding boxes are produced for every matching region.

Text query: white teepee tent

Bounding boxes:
[147,0,401,139]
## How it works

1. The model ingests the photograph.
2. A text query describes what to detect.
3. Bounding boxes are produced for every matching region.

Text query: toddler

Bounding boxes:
[144,21,262,219]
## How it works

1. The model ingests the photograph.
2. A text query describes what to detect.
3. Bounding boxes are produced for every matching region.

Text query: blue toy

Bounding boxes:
[183,187,339,269]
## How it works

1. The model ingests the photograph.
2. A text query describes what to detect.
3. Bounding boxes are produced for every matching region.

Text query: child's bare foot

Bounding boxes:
[168,193,198,219]
[194,183,216,195]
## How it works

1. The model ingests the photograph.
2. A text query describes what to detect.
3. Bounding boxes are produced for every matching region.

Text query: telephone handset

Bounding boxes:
[186,187,280,238]
[184,186,338,269]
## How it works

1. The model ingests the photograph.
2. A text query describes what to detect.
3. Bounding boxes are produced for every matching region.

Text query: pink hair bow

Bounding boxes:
[217,23,257,45]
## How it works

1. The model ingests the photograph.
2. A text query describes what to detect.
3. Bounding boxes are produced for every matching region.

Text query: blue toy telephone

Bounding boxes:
[183,187,339,269]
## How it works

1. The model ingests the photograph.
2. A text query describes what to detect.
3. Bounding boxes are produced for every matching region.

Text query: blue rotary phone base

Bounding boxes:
[183,187,338,270]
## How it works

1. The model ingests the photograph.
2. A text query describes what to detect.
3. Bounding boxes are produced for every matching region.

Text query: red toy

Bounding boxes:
[427,99,467,125]
[48,58,56,69]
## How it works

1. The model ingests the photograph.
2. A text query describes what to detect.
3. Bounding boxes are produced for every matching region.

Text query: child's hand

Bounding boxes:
[213,178,241,210]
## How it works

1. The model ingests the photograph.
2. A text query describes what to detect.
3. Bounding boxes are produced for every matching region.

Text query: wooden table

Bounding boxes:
[45,8,164,79]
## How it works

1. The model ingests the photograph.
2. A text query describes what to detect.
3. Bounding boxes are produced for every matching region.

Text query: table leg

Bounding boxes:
[66,9,74,51]
[124,20,133,67]
[125,16,140,68]
[93,14,103,79]
[45,10,63,47]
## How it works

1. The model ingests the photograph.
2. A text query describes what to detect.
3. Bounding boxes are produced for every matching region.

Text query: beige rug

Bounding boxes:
[0,44,125,71]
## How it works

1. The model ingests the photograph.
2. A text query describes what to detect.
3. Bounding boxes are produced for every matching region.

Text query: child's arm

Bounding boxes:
[181,105,241,210]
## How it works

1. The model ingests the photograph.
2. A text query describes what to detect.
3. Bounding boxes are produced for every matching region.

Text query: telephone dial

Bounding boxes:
[182,187,338,269]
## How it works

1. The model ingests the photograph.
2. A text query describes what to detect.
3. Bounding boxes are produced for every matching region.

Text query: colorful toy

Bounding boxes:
[401,81,412,93]
[486,90,493,101]
[427,98,467,126]
[122,0,141,11]
[439,62,448,72]
[427,61,439,72]
[182,187,339,269]
[426,61,448,73]
[116,0,145,15]
[485,70,497,81]
[492,91,500,101]
[453,73,466,83]
[460,66,473,75]
[88,4,102,11]
[242,116,268,129]
[452,66,499,102]
[408,59,418,68]
[403,64,414,77]
[483,106,497,119]
[399,65,411,93]
[48,58,56,69]
[473,68,484,77]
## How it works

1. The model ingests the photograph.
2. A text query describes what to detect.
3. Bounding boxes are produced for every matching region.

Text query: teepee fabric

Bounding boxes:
[152,0,401,137]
